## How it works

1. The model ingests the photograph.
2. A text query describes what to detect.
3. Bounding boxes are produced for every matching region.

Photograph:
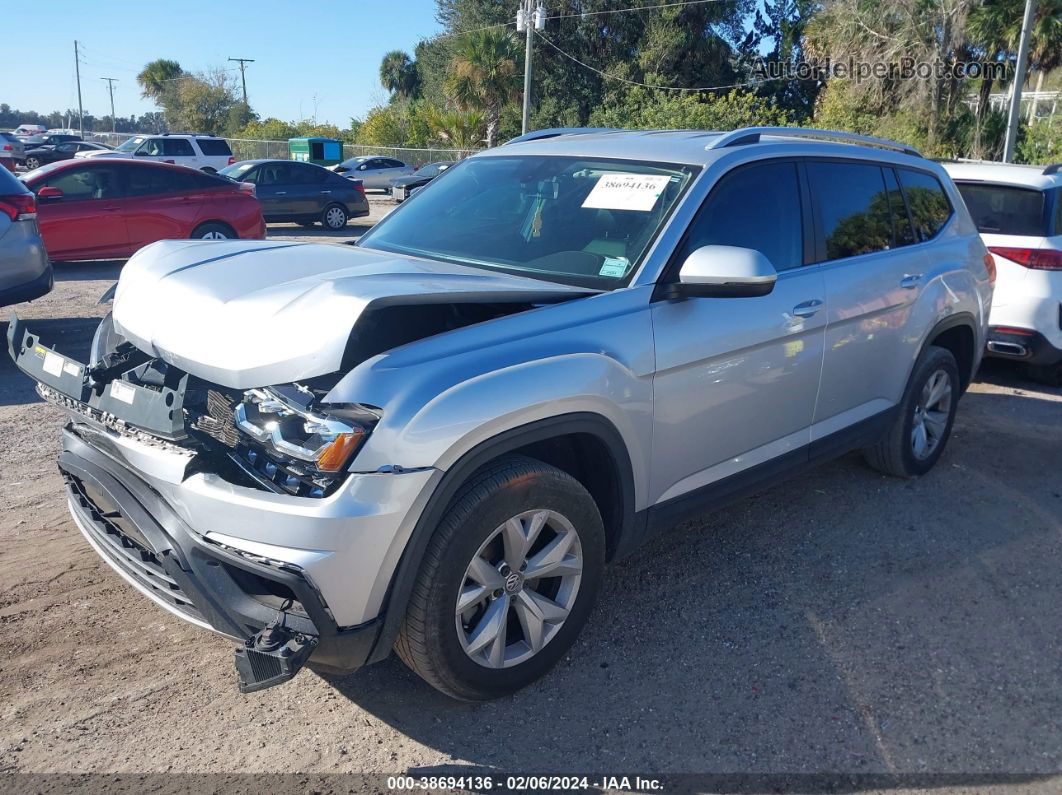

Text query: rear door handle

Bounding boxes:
[792,299,824,318]
[274,191,287,195]
[320,190,331,194]
[900,273,923,289]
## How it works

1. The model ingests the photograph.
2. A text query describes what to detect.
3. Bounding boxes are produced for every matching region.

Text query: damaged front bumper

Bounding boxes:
[8,316,439,691]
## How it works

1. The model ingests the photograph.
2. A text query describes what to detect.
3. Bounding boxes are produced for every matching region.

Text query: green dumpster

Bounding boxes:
[288,137,343,166]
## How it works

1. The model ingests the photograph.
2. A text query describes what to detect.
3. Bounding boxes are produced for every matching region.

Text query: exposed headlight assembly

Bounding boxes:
[234,387,378,478]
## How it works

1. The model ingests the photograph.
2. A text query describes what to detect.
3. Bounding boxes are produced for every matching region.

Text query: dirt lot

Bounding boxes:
[1,198,1061,791]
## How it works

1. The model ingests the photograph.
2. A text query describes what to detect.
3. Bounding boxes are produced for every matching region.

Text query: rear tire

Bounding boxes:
[190,222,234,240]
[396,455,605,701]
[25,156,40,170]
[1025,363,1062,387]
[322,203,348,230]
[864,346,960,478]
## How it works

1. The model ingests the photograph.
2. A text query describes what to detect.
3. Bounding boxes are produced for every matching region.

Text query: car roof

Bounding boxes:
[940,160,1062,191]
[25,158,219,178]
[480,127,934,172]
[229,159,325,167]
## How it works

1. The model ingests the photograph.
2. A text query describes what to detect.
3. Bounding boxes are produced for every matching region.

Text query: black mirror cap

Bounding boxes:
[662,279,776,300]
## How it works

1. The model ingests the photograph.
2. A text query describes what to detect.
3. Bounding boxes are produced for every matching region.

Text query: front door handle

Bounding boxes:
[320,190,331,194]
[274,191,287,195]
[900,273,923,289]
[792,299,824,318]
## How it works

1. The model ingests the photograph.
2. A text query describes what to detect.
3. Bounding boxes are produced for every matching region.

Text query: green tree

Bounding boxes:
[589,88,791,130]
[379,50,420,100]
[166,70,240,135]
[445,28,520,147]
[425,106,485,149]
[137,59,183,101]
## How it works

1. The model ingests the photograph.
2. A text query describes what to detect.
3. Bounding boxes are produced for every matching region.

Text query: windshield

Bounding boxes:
[358,155,696,288]
[219,162,256,181]
[338,157,369,169]
[116,136,146,153]
[416,162,451,177]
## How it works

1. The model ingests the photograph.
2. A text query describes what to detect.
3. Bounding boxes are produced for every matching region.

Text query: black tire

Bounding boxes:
[25,157,40,170]
[1025,362,1062,388]
[396,454,605,701]
[190,222,234,240]
[200,167,217,174]
[864,345,961,478]
[322,203,348,230]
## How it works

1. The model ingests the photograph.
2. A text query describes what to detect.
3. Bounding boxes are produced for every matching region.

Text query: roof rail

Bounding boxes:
[707,127,923,158]
[1044,163,1062,175]
[505,127,619,145]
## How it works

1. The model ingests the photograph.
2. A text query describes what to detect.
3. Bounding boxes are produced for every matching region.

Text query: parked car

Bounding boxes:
[942,161,1061,385]
[24,141,110,171]
[9,127,992,700]
[11,124,46,138]
[19,133,82,149]
[0,165,51,305]
[1,133,25,168]
[77,133,235,173]
[20,158,265,260]
[219,159,369,229]
[332,155,413,189]
[390,161,454,202]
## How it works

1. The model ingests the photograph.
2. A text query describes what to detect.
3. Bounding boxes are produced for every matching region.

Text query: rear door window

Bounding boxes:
[897,169,953,241]
[807,161,894,260]
[954,182,1046,236]
[163,138,195,157]
[290,164,326,184]
[884,168,917,246]
[681,160,803,271]
[127,166,198,195]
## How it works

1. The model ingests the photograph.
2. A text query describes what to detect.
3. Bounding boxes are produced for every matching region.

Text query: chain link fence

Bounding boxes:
[86,132,479,166]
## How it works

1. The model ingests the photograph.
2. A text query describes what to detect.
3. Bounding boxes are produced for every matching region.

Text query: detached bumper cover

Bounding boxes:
[59,427,381,675]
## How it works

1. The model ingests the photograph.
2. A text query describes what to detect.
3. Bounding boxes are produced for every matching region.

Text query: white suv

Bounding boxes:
[943,161,1062,385]
[77,133,236,173]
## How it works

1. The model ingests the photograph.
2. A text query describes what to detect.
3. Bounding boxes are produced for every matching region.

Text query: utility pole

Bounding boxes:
[516,2,545,135]
[74,40,84,137]
[228,57,254,108]
[101,77,118,133]
[1003,0,1037,162]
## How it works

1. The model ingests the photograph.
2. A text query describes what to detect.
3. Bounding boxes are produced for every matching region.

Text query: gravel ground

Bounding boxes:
[1,198,1060,792]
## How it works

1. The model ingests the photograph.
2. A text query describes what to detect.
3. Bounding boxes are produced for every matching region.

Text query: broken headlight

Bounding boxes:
[233,388,378,494]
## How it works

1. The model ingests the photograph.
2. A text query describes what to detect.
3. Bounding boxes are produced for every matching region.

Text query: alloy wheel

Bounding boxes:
[455,509,583,669]
[200,230,229,240]
[26,158,39,170]
[911,369,952,460]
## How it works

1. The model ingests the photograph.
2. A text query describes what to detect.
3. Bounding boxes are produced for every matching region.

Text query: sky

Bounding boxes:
[5,0,446,127]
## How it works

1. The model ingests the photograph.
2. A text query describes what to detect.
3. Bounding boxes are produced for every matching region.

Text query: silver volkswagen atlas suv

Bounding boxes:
[9,127,992,700]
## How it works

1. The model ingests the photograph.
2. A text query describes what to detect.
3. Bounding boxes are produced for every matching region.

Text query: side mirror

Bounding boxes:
[37,186,64,201]
[669,245,777,299]
[357,164,368,170]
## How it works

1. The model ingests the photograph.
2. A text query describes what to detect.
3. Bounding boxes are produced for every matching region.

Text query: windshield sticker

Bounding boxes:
[582,173,671,212]
[599,256,631,278]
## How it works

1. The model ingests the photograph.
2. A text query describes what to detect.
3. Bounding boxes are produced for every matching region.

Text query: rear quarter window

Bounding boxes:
[197,138,233,156]
[956,183,1046,236]
[897,169,953,241]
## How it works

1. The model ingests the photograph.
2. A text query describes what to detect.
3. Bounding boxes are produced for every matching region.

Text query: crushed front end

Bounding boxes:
[8,314,437,692]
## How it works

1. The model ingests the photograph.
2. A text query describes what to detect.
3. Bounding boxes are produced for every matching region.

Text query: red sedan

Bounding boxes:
[22,159,265,261]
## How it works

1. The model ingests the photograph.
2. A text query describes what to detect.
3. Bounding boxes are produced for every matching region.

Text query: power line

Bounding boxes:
[545,0,731,20]
[533,29,777,92]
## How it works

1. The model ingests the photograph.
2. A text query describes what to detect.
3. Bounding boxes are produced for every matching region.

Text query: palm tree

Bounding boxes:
[379,50,420,99]
[445,29,520,148]
[137,59,183,101]
[426,106,485,150]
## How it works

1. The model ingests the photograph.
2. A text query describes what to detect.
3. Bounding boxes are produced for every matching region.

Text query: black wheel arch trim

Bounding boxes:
[366,411,640,665]
[922,311,979,387]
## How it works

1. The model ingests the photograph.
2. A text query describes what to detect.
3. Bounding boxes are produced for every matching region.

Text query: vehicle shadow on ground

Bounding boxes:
[326,388,1062,785]
[0,317,100,407]
[52,260,124,283]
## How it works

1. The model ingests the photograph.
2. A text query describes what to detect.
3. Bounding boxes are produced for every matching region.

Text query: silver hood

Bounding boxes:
[111,240,594,389]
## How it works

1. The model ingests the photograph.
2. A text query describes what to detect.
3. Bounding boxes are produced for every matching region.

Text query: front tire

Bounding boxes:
[396,455,605,701]
[322,203,348,230]
[864,345,960,477]
[25,156,40,170]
